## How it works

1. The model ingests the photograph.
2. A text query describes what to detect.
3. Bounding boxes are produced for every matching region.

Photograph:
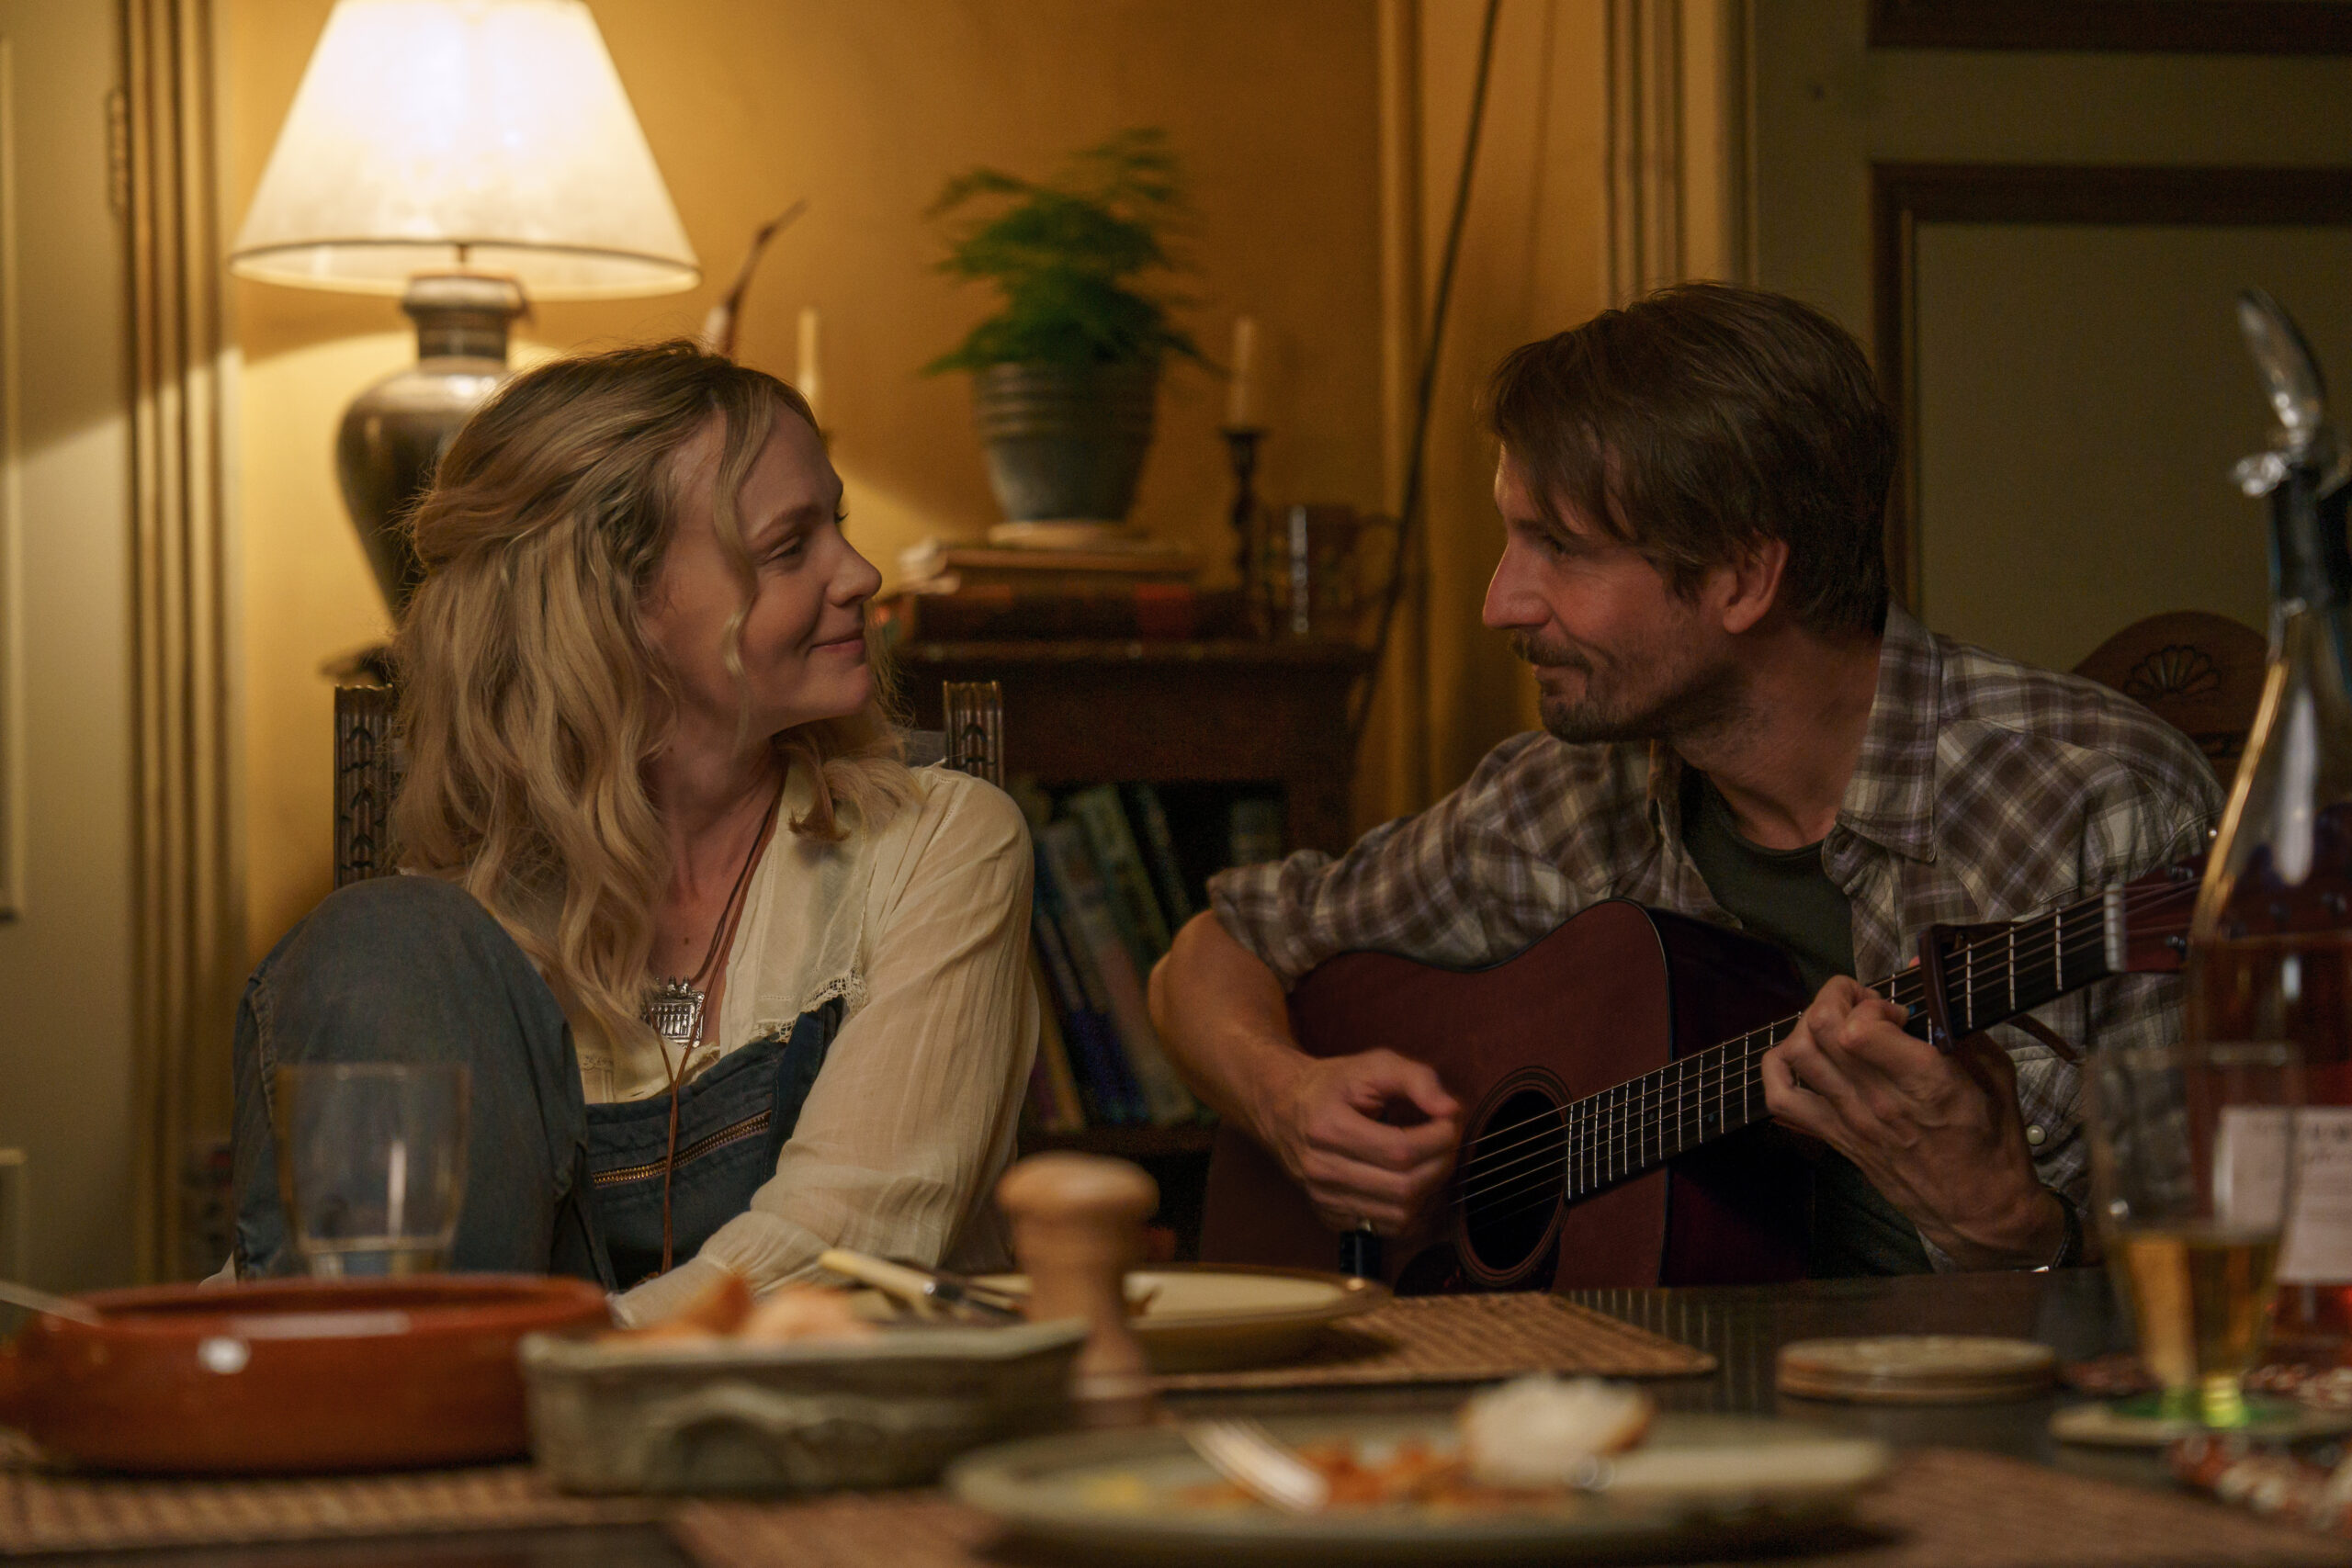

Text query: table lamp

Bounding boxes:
[230,0,700,610]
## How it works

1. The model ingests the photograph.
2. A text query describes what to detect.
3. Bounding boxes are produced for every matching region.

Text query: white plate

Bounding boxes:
[974,1265,1387,1373]
[948,1411,1892,1564]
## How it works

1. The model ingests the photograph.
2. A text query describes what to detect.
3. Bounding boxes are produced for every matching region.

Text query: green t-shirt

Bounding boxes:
[1679,770,1931,1277]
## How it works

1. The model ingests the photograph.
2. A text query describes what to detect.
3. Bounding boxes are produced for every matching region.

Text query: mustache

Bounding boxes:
[1510,632,1593,672]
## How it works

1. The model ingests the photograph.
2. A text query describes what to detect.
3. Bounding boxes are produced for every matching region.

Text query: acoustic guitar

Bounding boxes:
[1197,860,2204,1293]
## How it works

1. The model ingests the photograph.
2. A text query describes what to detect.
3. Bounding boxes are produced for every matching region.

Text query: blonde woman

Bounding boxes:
[229,342,1037,1323]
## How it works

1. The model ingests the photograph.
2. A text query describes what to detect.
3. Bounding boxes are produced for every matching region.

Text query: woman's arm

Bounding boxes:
[615,775,1036,1322]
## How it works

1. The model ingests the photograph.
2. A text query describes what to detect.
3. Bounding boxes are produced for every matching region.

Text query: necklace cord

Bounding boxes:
[654,780,785,1275]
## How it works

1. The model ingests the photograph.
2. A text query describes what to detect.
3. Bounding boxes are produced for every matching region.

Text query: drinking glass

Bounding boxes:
[273,1063,469,1276]
[2090,1041,2301,1427]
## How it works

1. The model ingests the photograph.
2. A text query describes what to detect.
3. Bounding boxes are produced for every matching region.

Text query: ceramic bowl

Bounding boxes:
[520,1316,1089,1495]
[0,1275,611,1474]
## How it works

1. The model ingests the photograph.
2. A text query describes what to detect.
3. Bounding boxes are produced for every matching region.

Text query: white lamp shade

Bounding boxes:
[230,0,699,299]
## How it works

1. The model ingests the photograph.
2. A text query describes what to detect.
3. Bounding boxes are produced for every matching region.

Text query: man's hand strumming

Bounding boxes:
[1261,1049,1462,1236]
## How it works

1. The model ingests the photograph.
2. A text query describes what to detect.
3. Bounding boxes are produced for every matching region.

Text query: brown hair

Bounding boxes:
[392,339,911,1055]
[1487,282,1894,637]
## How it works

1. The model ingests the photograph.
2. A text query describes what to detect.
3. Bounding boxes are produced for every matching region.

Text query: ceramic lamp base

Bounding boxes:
[334,273,523,611]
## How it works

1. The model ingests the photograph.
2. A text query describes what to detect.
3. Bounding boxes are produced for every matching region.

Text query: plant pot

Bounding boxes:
[971,360,1159,531]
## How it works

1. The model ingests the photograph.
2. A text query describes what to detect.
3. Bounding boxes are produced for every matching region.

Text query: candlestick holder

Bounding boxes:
[1220,425,1267,625]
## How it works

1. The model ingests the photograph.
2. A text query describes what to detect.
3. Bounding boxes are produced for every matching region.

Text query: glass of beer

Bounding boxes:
[274,1063,469,1277]
[2090,1041,2301,1427]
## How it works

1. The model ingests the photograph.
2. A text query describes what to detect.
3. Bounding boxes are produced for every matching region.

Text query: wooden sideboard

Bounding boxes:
[893,637,1373,855]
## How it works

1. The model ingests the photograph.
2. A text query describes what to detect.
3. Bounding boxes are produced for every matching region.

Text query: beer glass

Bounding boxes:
[2090,1041,2301,1427]
[274,1063,469,1276]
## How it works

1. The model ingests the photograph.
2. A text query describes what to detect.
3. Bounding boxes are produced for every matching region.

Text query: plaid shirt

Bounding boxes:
[1210,606,2224,1267]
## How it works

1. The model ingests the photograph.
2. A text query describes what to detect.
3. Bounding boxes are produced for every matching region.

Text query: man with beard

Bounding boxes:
[1147,283,2221,1276]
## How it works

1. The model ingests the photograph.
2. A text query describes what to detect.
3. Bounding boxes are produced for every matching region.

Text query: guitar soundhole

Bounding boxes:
[1461,1086,1566,1279]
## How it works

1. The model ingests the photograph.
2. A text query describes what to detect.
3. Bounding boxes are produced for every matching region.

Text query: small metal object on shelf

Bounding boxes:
[941,681,1004,788]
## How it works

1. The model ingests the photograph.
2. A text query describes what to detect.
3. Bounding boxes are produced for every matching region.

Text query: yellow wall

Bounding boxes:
[1399,0,1610,803]
[225,0,1387,961]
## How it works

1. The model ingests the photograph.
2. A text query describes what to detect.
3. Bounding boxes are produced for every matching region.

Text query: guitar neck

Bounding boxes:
[1558,887,2124,1201]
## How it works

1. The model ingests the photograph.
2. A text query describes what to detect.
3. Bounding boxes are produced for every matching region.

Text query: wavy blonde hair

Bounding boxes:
[392,339,913,1054]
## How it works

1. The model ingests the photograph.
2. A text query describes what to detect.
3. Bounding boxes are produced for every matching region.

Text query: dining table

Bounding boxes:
[10,1267,2324,1568]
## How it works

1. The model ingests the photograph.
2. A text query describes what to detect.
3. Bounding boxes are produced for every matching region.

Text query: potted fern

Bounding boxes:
[926,129,1202,547]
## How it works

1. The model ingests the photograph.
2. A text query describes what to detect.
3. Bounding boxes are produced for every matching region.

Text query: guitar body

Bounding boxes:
[1199,901,1817,1292]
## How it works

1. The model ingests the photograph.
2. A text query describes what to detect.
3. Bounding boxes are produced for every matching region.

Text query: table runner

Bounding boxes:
[0,1434,660,1557]
[1154,1290,1716,1392]
[669,1448,2352,1568]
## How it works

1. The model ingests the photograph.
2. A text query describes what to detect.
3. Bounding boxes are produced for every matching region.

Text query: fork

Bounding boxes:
[1181,1418,1330,1514]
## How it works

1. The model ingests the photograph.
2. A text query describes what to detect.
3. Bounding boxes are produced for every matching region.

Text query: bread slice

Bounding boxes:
[1460,1375,1655,1489]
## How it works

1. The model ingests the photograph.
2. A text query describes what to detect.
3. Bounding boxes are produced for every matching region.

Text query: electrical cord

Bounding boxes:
[1350,0,1507,746]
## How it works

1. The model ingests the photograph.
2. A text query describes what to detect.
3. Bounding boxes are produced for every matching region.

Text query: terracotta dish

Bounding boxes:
[0,1275,609,1474]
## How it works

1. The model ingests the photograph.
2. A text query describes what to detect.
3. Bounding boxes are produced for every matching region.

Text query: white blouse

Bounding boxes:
[595,763,1038,1325]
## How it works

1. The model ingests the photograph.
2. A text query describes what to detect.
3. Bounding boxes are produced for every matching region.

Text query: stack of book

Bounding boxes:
[898,537,1196,595]
[1024,784,1281,1133]
[885,537,1241,644]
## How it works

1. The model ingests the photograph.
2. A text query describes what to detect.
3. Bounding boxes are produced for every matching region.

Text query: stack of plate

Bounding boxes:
[1776,1335,2057,1404]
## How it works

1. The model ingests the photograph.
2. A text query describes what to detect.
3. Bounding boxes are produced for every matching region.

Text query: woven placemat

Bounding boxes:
[0,1440,661,1557]
[669,1447,2352,1568]
[1152,1291,1715,1392]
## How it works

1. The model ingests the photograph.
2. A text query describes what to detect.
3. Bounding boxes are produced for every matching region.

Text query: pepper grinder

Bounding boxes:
[996,1152,1159,1427]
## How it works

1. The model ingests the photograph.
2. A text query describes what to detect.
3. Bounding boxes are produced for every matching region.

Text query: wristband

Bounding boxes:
[2030,1188,2083,1271]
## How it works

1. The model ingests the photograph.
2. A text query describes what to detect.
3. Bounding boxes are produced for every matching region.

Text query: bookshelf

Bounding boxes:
[903,637,1370,1257]
[898,637,1373,853]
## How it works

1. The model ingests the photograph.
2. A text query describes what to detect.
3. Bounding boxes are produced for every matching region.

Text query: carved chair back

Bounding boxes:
[332,680,1006,887]
[2072,610,2267,778]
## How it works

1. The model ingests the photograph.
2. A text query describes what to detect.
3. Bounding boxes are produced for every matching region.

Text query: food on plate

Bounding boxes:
[600,1272,876,1347]
[739,1283,877,1343]
[1181,1379,1660,1512]
[1460,1375,1656,1488]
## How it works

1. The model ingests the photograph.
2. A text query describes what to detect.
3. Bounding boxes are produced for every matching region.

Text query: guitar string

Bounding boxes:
[1447,874,2192,1169]
[1452,934,2098,1205]
[1446,882,2194,1201]
[1442,881,2201,1235]
[1461,1029,1801,1219]
[1453,913,2130,1193]
[1456,931,2118,1220]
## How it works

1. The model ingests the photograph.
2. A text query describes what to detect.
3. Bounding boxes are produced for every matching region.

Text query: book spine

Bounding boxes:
[1028,963,1088,1134]
[1228,796,1286,868]
[1038,823,1200,1126]
[1123,783,1195,925]
[1067,784,1171,964]
[1031,845,1146,1124]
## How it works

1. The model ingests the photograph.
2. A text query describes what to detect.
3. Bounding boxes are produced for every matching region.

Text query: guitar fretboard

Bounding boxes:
[1462,887,2128,1213]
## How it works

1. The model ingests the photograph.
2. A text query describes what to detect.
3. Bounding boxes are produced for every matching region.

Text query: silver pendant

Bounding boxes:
[643,977,706,1052]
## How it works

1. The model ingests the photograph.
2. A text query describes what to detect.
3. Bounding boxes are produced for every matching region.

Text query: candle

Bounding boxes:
[1227,315,1260,429]
[797,306,823,427]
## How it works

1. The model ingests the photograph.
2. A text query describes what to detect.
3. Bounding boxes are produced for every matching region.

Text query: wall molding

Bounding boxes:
[1869,162,2352,609]
[121,0,240,1281]
[1606,0,1753,300]
[1870,1,2352,54]
[1606,0,1684,302]
[0,38,21,923]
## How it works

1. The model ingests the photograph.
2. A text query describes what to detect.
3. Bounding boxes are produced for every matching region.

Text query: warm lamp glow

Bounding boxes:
[229,0,698,299]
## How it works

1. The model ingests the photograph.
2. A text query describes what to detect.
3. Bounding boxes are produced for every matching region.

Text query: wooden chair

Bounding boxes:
[2072,610,2267,778]
[332,680,1005,887]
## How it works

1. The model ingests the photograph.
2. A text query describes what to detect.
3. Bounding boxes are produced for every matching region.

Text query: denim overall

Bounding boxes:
[582,1000,838,1288]
[230,874,839,1289]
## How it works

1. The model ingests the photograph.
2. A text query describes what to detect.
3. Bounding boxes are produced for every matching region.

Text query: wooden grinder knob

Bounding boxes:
[998,1152,1158,1427]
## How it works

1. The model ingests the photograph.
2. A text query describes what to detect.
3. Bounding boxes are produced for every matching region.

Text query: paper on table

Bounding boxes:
[2283,1107,2352,1283]
[2216,1105,2292,1231]
[2213,1105,2352,1281]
